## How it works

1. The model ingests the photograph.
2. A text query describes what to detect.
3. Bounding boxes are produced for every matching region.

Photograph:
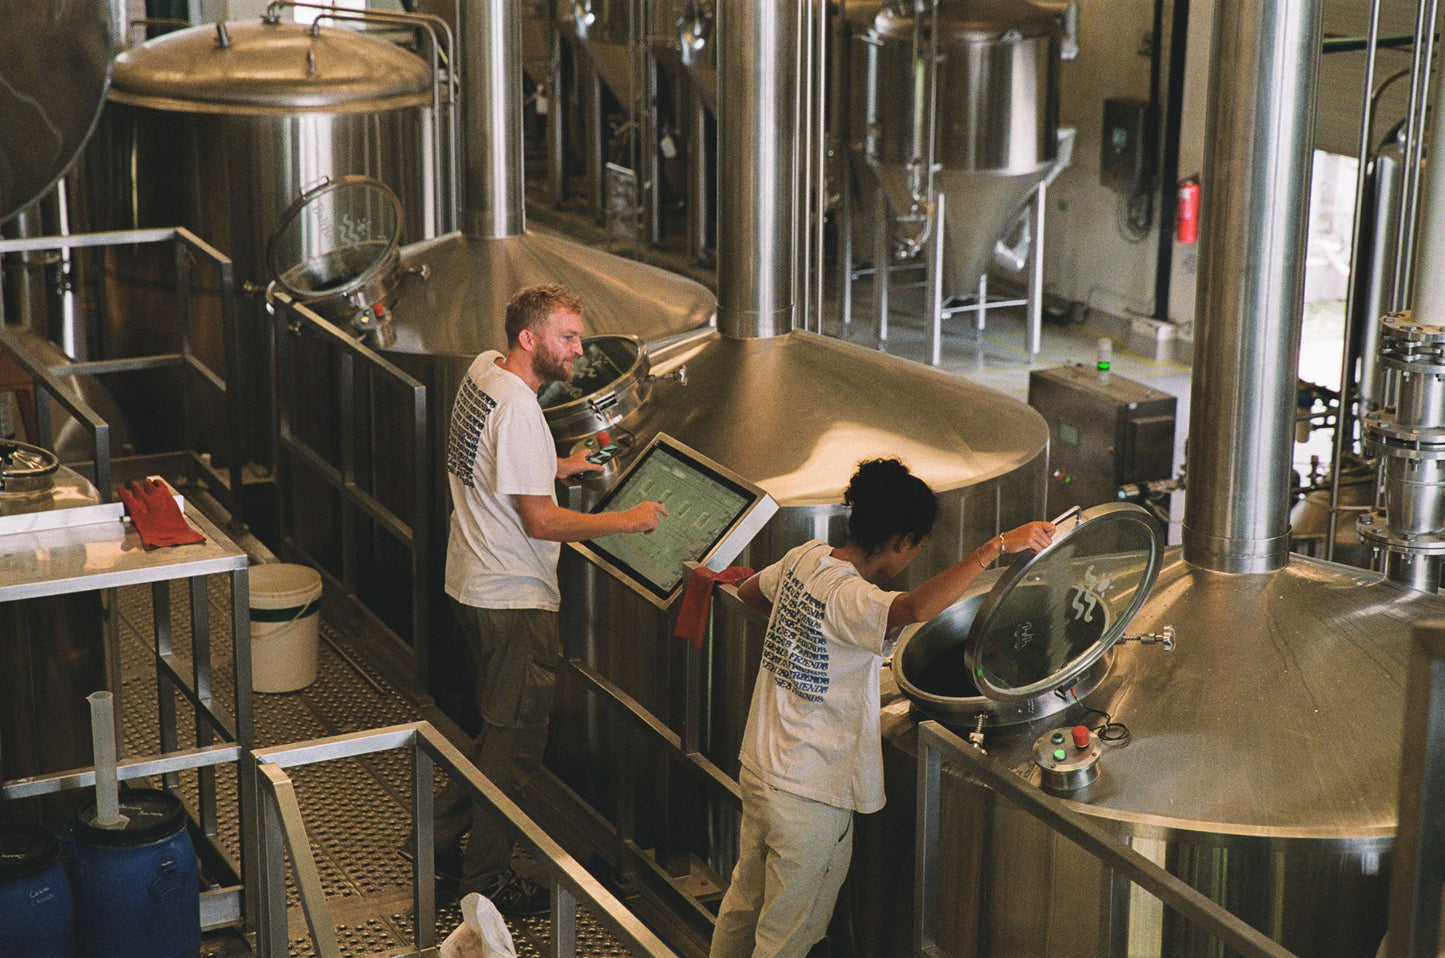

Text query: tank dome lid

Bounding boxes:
[965,502,1162,701]
[109,20,433,113]
[876,0,1061,42]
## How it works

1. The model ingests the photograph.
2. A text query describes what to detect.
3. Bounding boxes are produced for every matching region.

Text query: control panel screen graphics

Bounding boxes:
[576,434,776,607]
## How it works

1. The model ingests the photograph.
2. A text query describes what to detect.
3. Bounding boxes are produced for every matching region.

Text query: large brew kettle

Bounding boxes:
[892,502,1163,726]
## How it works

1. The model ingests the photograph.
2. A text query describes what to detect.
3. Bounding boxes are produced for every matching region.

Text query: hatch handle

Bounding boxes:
[1120,625,1175,651]
[644,365,688,387]
[1051,505,1086,528]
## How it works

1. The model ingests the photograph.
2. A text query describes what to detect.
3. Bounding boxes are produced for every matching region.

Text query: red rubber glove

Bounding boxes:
[117,479,205,549]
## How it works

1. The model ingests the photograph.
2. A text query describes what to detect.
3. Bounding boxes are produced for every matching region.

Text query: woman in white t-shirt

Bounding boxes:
[709,458,1055,958]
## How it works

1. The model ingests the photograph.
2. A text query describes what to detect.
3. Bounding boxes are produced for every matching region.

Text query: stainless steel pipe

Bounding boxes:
[1182,0,1323,573]
[461,0,527,238]
[717,0,798,338]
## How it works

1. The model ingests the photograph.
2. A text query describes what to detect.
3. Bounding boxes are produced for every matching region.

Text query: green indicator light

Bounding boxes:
[1098,361,1111,371]
[1053,749,1067,762]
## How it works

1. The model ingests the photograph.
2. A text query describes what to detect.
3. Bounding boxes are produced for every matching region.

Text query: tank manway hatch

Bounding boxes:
[894,502,1174,727]
[967,502,1165,701]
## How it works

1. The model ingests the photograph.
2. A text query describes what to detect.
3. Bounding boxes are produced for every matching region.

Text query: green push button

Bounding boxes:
[1053,748,1067,762]
[1051,731,1065,745]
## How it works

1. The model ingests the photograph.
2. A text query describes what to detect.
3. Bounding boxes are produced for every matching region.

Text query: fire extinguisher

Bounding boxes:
[1176,178,1200,244]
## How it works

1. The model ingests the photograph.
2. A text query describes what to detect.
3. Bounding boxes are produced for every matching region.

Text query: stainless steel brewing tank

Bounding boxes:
[71,19,437,468]
[855,0,1061,289]
[546,329,1050,854]
[869,548,1444,957]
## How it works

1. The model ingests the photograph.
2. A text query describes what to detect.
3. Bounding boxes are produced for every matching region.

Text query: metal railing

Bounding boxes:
[268,290,429,691]
[914,720,1298,958]
[0,227,245,519]
[252,722,679,958]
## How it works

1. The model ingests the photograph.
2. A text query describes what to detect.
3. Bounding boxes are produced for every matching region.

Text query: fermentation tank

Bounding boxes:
[71,17,441,468]
[851,0,1062,289]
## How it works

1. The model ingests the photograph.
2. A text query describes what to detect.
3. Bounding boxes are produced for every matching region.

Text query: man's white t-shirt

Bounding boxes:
[444,351,561,611]
[738,540,901,814]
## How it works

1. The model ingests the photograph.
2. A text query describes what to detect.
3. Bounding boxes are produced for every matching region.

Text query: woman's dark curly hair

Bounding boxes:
[845,458,938,554]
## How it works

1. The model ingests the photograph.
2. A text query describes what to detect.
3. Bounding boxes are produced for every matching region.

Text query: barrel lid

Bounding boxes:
[965,503,1161,701]
[74,788,186,846]
[0,823,63,879]
[110,20,432,113]
[876,0,1061,42]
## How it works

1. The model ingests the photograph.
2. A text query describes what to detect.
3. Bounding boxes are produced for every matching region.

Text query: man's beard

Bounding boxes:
[535,347,574,383]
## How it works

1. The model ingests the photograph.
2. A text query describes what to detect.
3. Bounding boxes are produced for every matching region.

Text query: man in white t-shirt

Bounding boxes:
[434,284,668,914]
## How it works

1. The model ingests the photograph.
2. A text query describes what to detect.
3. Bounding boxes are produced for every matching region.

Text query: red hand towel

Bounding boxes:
[674,566,753,649]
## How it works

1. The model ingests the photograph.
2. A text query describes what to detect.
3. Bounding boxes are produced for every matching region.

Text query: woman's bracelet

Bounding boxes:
[975,534,1004,569]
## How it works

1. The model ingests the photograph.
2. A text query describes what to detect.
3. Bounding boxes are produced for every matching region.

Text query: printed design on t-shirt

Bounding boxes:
[761,568,829,703]
[446,378,498,488]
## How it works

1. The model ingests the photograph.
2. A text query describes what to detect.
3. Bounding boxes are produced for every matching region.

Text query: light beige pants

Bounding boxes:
[709,766,854,958]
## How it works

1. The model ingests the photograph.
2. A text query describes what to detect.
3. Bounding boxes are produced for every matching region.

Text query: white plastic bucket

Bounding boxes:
[248,564,323,693]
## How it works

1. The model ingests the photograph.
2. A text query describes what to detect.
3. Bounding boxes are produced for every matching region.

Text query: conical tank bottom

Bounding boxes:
[869,162,1048,292]
[385,228,716,359]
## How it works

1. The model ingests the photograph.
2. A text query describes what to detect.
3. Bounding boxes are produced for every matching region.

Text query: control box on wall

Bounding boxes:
[1028,364,1176,514]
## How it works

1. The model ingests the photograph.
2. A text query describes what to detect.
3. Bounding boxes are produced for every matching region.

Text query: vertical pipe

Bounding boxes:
[1406,3,1445,330]
[460,0,525,238]
[1181,0,1323,573]
[717,0,800,338]
[1390,0,1440,310]
[687,92,711,264]
[1326,0,1384,561]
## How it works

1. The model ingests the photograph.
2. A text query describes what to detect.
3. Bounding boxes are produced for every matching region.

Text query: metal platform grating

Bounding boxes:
[112,574,646,957]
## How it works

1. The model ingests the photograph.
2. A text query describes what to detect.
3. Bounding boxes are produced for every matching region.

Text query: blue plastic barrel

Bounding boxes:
[0,822,76,957]
[69,788,200,958]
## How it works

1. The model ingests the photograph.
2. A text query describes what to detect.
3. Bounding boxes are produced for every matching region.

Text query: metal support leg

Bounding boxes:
[259,762,341,958]
[1028,182,1047,358]
[257,764,289,958]
[874,184,891,341]
[977,272,988,334]
[153,581,179,789]
[190,576,217,837]
[927,193,947,367]
[841,161,854,327]
[411,743,437,952]
[231,566,258,937]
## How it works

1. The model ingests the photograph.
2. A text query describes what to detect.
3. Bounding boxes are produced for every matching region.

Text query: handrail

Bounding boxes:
[267,289,429,691]
[0,227,242,515]
[251,722,680,958]
[914,721,1298,958]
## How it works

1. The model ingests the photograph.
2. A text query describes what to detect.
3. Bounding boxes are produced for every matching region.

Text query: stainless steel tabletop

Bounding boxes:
[0,502,247,602]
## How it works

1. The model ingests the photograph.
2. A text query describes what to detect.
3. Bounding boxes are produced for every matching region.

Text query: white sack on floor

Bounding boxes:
[439,892,518,958]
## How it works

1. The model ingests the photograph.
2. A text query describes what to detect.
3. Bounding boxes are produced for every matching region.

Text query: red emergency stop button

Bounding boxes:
[1072,725,1091,749]
[597,430,611,446]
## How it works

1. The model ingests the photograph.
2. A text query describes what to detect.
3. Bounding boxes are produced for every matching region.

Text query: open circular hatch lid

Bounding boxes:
[268,175,402,303]
[965,502,1162,701]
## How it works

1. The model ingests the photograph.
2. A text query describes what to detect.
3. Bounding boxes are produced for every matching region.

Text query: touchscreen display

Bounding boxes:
[582,440,758,602]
